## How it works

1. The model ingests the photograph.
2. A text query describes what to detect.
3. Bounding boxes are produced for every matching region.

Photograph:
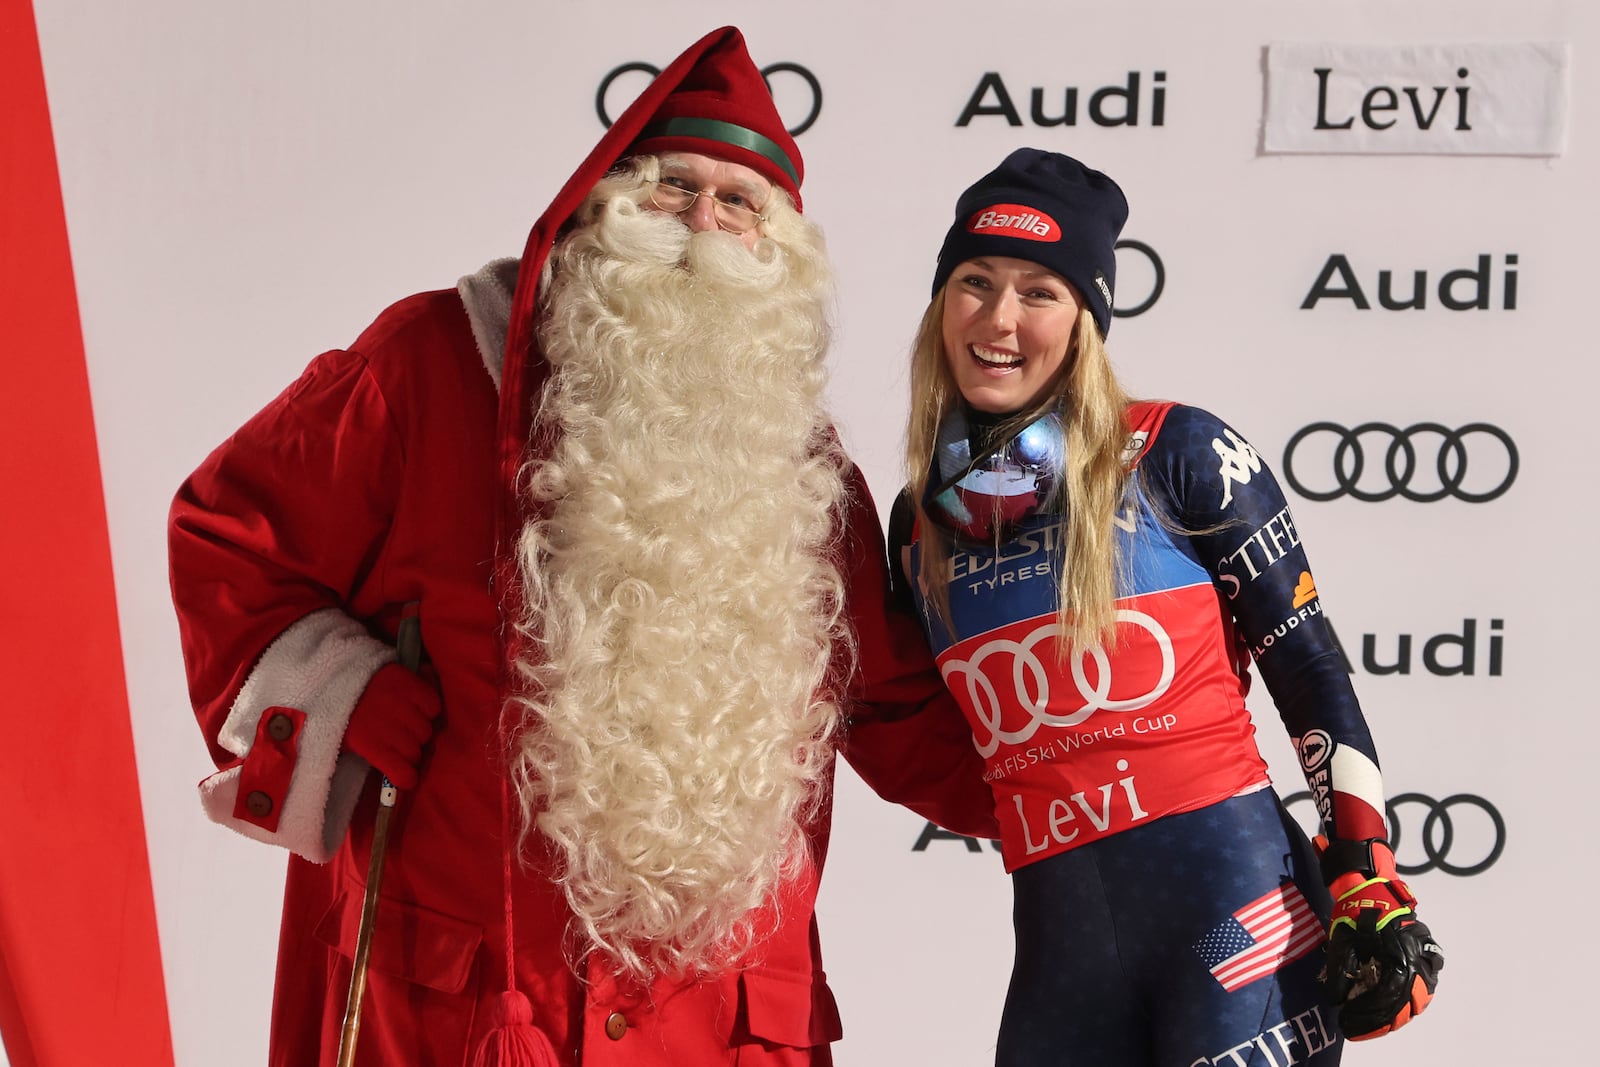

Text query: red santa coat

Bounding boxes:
[169,258,995,1066]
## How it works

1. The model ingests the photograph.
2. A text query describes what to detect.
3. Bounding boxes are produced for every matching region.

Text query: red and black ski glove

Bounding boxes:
[1317,836,1444,1040]
[342,661,444,790]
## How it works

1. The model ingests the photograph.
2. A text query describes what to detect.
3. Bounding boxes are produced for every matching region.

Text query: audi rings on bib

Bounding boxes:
[1283,790,1504,876]
[597,61,823,135]
[942,611,1176,758]
[1281,422,1518,503]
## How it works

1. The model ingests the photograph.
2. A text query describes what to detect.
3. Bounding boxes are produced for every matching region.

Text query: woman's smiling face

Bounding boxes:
[941,256,1081,414]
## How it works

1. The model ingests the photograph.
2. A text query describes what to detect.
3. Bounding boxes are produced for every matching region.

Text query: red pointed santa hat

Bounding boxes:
[553,26,802,220]
[628,33,803,205]
[496,26,804,497]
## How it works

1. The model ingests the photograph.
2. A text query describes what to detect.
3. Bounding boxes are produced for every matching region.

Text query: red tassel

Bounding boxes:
[469,990,561,1067]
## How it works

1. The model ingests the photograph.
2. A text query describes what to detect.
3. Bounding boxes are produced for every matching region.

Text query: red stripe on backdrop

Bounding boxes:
[0,2,175,1065]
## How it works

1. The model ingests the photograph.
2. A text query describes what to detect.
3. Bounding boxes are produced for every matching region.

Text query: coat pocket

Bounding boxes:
[315,886,484,994]
[738,966,843,1049]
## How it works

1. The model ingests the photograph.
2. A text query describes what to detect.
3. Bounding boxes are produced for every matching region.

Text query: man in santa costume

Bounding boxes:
[169,25,994,1067]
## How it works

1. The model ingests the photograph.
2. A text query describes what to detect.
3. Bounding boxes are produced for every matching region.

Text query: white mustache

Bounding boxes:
[592,196,788,294]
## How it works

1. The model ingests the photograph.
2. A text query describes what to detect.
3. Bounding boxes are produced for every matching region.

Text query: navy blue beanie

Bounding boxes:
[931,148,1129,337]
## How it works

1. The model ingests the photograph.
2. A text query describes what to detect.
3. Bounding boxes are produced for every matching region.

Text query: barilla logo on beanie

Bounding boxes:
[967,203,1061,242]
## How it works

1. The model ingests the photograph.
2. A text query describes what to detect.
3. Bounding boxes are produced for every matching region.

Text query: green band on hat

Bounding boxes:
[638,117,800,186]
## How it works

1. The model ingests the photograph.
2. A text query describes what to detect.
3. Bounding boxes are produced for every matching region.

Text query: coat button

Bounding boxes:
[245,791,274,818]
[604,1012,628,1041]
[265,712,295,742]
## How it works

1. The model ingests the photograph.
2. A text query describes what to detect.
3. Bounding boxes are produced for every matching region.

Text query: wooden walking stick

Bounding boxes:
[336,609,424,1066]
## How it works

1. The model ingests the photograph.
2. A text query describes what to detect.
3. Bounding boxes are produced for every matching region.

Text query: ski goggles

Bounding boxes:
[925,408,1065,542]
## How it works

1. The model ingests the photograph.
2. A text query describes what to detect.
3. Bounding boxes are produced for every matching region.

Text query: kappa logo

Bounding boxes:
[1213,428,1263,508]
[968,204,1062,242]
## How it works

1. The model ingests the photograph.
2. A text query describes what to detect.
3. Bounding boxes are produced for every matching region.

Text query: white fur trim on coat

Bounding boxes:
[198,608,395,862]
[457,257,519,391]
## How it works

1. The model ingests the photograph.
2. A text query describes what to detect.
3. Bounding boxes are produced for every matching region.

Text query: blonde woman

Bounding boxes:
[888,149,1442,1065]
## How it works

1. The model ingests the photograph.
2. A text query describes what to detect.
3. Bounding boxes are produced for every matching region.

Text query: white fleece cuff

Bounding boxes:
[198,608,395,862]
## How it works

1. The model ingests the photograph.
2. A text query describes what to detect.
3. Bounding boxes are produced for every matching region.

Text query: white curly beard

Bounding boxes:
[510,175,847,983]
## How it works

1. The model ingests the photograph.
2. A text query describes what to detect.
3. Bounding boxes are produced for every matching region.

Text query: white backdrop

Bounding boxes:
[29,0,1598,1063]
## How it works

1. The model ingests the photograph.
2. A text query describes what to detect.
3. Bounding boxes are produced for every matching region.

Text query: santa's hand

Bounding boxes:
[343,662,444,790]
[1317,837,1444,1040]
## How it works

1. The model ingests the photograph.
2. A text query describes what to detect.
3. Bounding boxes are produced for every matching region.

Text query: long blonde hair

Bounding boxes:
[906,289,1132,651]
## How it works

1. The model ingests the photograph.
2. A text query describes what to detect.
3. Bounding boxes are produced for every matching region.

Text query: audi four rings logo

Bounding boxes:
[1282,422,1519,503]
[942,611,1176,758]
[1284,791,1505,876]
[596,61,823,135]
[1112,239,1164,319]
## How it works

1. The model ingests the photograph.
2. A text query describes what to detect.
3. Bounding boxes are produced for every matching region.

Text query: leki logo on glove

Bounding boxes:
[967,204,1062,241]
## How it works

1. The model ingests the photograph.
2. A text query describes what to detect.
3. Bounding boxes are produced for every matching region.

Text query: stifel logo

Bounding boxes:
[968,203,1061,242]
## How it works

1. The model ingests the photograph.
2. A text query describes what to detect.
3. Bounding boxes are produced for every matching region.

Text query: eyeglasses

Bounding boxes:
[647,180,768,235]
